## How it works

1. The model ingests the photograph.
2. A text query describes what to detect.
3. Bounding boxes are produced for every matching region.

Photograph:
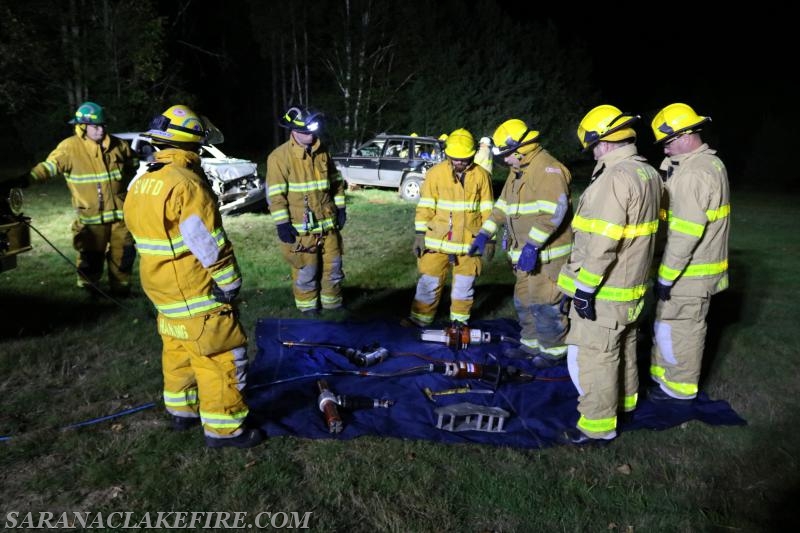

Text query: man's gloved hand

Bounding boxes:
[412,232,426,258]
[468,231,489,256]
[516,243,539,272]
[655,280,672,301]
[212,283,240,304]
[276,222,298,244]
[573,288,596,321]
[484,241,495,261]
[336,207,347,230]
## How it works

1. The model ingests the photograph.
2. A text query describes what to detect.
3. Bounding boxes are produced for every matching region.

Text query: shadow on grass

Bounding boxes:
[337,282,514,325]
[0,291,139,340]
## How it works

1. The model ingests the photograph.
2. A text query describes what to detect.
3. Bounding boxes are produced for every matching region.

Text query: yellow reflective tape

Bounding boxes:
[576,268,603,287]
[649,365,698,397]
[706,204,730,222]
[557,274,647,302]
[668,216,704,238]
[578,414,617,434]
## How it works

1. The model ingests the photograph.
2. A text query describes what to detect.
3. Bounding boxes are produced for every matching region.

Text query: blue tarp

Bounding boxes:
[246,318,746,448]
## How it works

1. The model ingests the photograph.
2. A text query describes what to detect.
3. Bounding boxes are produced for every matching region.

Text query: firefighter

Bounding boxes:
[124,105,264,448]
[267,106,346,314]
[648,103,730,403]
[557,105,663,445]
[406,128,494,326]
[474,136,494,175]
[468,119,573,367]
[25,101,137,295]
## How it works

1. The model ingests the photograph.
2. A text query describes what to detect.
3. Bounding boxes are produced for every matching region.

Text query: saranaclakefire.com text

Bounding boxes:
[4,511,313,530]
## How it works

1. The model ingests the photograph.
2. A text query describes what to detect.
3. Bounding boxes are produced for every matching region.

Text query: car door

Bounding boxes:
[378,138,409,187]
[338,140,383,186]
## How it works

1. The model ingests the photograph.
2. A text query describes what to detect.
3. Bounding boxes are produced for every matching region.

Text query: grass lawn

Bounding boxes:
[1,178,798,532]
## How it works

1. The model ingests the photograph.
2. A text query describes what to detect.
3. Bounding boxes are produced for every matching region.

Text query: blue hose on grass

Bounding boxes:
[0,402,157,442]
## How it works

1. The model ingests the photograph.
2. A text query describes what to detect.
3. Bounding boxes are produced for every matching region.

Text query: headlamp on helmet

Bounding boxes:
[280,106,323,134]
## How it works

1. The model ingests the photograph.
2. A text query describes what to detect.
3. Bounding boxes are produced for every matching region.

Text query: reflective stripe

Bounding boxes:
[200,408,249,429]
[156,295,221,318]
[576,268,603,288]
[668,215,704,238]
[424,199,485,212]
[79,209,124,224]
[268,183,288,197]
[163,388,198,408]
[573,215,658,241]
[286,179,331,193]
[133,227,226,258]
[527,225,550,244]
[706,204,730,221]
[577,414,616,434]
[271,209,290,223]
[410,310,433,325]
[509,243,572,263]
[498,199,557,216]
[415,221,429,232]
[481,219,498,234]
[65,168,124,184]
[212,264,240,286]
[558,274,647,302]
[418,197,436,209]
[659,259,728,282]
[650,364,698,398]
[450,311,470,323]
[621,393,638,411]
[424,237,470,254]
[334,194,346,207]
[295,296,319,311]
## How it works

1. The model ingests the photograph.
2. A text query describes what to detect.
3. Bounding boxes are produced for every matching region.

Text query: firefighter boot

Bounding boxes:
[205,428,266,449]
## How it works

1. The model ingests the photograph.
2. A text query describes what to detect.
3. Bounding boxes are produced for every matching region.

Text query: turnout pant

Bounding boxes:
[410,252,482,325]
[513,268,568,359]
[566,310,639,439]
[650,293,711,399]
[72,218,135,293]
[159,308,250,439]
[280,231,344,312]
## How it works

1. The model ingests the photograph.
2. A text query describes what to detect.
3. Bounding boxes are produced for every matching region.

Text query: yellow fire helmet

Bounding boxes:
[492,118,540,157]
[146,105,207,145]
[651,103,711,143]
[577,105,639,149]
[444,128,477,159]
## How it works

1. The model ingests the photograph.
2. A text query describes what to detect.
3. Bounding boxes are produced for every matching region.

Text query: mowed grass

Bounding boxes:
[1,178,798,532]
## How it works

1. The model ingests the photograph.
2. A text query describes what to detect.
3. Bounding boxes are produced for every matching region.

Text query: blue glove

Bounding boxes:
[337,207,347,229]
[573,288,596,321]
[468,232,490,256]
[276,222,298,244]
[655,280,672,301]
[212,283,240,304]
[516,243,539,272]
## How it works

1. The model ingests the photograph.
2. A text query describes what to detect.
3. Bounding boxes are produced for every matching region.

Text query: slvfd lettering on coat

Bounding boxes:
[158,316,189,339]
[132,178,164,196]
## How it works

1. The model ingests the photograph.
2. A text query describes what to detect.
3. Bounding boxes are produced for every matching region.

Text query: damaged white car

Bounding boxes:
[115,124,265,215]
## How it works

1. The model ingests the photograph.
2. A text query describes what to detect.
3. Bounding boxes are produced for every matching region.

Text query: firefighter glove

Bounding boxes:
[276,222,298,244]
[336,207,347,229]
[573,288,596,321]
[212,282,240,304]
[413,232,426,258]
[516,243,539,272]
[655,280,672,301]
[468,231,489,256]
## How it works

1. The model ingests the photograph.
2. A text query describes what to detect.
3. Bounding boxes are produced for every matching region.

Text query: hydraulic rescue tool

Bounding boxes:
[420,322,508,350]
[282,340,390,367]
[316,379,393,434]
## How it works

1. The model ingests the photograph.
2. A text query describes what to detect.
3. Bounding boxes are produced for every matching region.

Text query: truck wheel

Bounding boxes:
[399,174,423,201]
